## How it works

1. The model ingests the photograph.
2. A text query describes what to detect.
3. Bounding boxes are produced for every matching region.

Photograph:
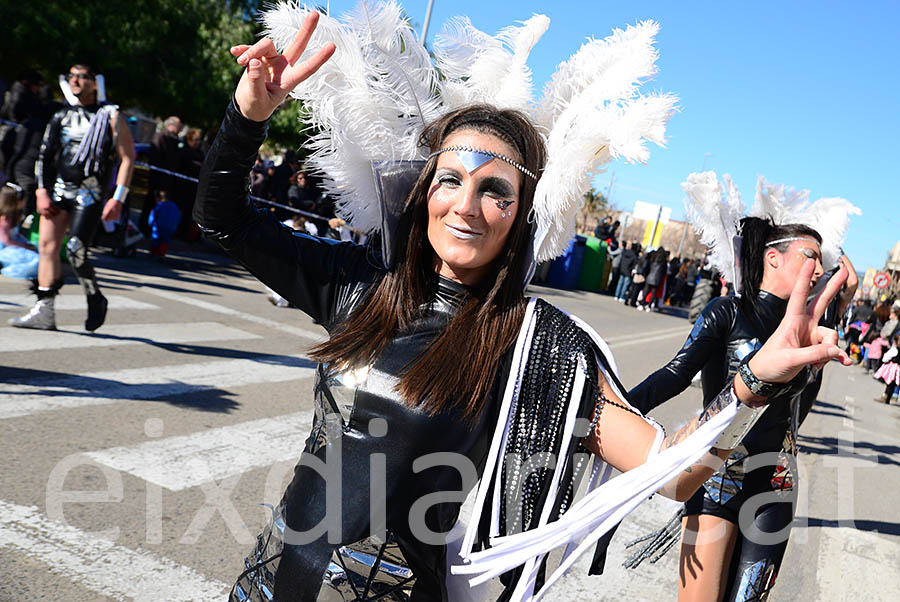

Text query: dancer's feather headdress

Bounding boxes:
[682,171,744,285]
[749,175,860,270]
[262,1,676,265]
[684,171,860,294]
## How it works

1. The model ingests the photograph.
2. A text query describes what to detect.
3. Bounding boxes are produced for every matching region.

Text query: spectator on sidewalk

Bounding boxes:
[176,128,205,240]
[666,258,692,306]
[864,306,900,373]
[0,69,54,217]
[626,248,649,307]
[250,155,269,199]
[874,333,900,404]
[845,298,875,357]
[144,115,183,234]
[683,258,699,306]
[614,241,637,301]
[638,248,668,311]
[605,236,623,294]
[0,183,39,279]
[148,190,181,259]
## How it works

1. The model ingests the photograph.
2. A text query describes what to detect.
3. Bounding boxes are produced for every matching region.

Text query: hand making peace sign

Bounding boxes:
[230,11,336,122]
[744,259,852,402]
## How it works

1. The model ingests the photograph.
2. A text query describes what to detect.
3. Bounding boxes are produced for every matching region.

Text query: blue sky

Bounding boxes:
[317,0,898,271]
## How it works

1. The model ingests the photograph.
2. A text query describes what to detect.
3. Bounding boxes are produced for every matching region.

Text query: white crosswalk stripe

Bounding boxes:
[0,355,315,420]
[0,500,229,601]
[0,293,159,311]
[141,285,324,341]
[86,411,315,491]
[1,321,260,353]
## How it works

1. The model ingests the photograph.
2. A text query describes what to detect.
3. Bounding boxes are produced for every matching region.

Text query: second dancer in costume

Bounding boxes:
[629,173,859,602]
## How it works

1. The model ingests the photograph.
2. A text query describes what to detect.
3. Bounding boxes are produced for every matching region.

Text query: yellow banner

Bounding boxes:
[642,221,663,248]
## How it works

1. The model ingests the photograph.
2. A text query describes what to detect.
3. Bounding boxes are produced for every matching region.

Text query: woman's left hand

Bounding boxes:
[748,259,852,389]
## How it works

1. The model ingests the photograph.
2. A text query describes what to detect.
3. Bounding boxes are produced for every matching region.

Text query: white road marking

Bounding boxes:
[0,499,229,602]
[815,526,900,601]
[607,327,691,349]
[0,294,158,311]
[0,355,315,420]
[1,322,259,353]
[141,286,324,341]
[87,411,316,491]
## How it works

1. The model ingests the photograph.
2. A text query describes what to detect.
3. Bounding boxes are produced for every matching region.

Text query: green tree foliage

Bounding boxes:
[579,187,609,233]
[267,100,311,152]
[1,0,262,128]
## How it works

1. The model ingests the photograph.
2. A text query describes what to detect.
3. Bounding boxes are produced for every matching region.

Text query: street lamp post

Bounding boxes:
[421,0,435,44]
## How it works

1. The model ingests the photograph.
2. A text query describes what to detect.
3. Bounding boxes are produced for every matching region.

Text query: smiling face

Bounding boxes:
[764,238,825,297]
[425,129,523,286]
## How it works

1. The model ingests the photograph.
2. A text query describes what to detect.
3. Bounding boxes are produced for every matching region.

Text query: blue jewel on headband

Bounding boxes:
[455,149,496,175]
[428,145,538,180]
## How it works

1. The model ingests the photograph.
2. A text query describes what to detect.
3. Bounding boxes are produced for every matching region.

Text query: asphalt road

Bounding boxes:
[1,245,897,601]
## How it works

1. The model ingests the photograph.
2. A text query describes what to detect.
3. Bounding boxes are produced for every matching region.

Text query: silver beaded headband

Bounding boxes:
[765,236,819,247]
[428,146,538,180]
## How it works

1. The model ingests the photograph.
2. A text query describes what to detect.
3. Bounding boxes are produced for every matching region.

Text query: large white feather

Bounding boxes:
[262,2,674,261]
[434,15,549,113]
[748,176,860,269]
[531,20,675,262]
[534,21,661,129]
[263,1,441,231]
[682,171,744,284]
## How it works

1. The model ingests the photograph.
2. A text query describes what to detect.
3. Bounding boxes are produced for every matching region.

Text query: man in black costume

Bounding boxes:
[8,64,134,331]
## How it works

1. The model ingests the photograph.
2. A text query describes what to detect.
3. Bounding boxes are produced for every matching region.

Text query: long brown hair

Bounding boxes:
[310,105,547,421]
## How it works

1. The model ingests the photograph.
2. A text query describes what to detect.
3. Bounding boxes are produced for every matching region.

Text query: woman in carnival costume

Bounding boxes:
[628,173,859,602]
[194,5,852,601]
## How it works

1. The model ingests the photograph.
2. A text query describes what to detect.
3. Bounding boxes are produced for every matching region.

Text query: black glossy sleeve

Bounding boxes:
[628,297,733,414]
[193,100,378,328]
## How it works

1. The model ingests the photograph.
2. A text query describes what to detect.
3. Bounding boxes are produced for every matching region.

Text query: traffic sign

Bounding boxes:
[874,272,890,289]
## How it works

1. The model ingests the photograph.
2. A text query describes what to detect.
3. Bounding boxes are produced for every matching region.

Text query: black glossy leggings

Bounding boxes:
[61,200,103,296]
[721,500,793,602]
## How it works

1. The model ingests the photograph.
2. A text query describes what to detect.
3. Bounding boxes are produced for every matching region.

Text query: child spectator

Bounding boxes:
[863,307,899,373]
[148,190,181,259]
[0,184,39,279]
[873,333,900,404]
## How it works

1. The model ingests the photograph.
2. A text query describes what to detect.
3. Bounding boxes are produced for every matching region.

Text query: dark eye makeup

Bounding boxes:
[798,247,821,261]
[434,169,516,203]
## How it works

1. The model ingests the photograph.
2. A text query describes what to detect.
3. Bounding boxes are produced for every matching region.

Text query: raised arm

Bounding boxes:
[194,13,378,325]
[628,297,733,414]
[590,259,850,501]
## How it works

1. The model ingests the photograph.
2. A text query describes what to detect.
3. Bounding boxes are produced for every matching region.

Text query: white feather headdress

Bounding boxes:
[749,175,861,270]
[262,1,675,263]
[682,171,744,285]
